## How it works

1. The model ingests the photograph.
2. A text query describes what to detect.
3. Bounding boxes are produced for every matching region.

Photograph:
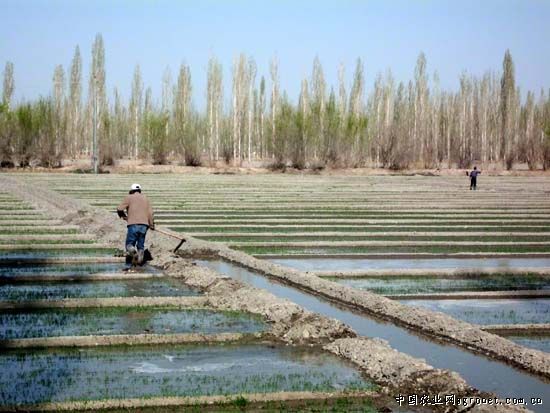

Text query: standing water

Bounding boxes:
[270,257,550,272]
[197,260,550,413]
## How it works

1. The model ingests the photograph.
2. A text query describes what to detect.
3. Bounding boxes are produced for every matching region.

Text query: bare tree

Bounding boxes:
[129,64,143,159]
[269,56,280,159]
[161,67,172,115]
[52,64,66,165]
[337,62,347,141]
[413,52,429,165]
[206,56,223,161]
[500,49,516,169]
[67,46,82,157]
[161,67,173,155]
[174,63,195,165]
[543,90,550,169]
[87,34,107,169]
[457,72,471,167]
[292,77,310,168]
[310,56,326,160]
[390,81,413,169]
[258,76,266,158]
[0,63,15,165]
[426,71,440,167]
[247,58,257,162]
[111,87,128,158]
[141,86,153,157]
[2,62,14,109]
[382,70,395,165]
[348,58,366,165]
[231,54,251,164]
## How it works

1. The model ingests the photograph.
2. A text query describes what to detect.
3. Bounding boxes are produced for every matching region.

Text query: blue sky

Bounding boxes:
[1,0,549,107]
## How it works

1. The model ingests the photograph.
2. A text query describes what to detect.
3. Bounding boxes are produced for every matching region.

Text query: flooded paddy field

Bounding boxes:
[170,224,550,233]
[0,263,143,278]
[4,173,550,411]
[0,238,95,245]
[0,343,374,406]
[328,274,550,295]
[272,257,550,271]
[0,307,266,339]
[200,234,550,243]
[18,173,550,265]
[0,248,119,261]
[399,298,550,326]
[506,335,550,353]
[0,226,79,235]
[0,279,200,301]
[236,244,550,256]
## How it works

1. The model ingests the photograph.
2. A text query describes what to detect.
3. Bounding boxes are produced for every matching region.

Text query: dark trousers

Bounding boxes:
[125,224,148,251]
[470,177,477,190]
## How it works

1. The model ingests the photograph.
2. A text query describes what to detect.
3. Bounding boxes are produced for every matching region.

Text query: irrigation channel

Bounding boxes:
[198,259,550,412]
[269,257,550,348]
[8,172,550,411]
[270,257,550,352]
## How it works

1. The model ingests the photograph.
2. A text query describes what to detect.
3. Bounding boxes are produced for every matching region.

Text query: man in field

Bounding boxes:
[469,166,481,190]
[117,183,155,266]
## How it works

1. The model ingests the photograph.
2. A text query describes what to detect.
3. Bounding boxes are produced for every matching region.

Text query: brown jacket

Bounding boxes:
[117,193,155,228]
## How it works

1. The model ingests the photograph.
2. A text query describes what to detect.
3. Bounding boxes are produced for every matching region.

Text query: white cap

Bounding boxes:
[130,183,141,191]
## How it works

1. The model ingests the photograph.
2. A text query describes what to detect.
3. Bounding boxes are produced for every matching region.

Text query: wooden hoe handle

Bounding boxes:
[153,227,187,252]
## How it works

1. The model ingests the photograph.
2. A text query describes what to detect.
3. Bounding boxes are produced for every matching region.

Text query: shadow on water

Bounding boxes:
[197,260,550,413]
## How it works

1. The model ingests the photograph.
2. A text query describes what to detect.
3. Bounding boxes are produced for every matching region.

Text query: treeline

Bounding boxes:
[1,34,550,170]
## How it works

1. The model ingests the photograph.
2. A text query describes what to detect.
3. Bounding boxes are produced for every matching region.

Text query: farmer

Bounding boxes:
[117,183,155,265]
[469,166,481,190]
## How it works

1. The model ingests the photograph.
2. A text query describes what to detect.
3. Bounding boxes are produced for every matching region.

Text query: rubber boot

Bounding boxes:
[126,245,137,256]
[126,245,138,267]
[137,249,145,266]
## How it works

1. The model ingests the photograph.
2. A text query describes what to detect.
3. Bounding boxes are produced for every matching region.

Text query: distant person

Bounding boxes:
[117,183,155,266]
[468,166,481,190]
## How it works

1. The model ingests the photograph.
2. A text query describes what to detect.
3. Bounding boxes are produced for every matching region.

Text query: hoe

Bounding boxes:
[154,227,187,253]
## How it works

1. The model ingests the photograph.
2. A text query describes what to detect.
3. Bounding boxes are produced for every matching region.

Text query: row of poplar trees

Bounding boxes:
[1,34,550,170]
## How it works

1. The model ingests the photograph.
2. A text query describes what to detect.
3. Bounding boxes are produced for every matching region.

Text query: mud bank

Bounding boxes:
[0,332,259,349]
[325,338,528,413]
[313,268,550,278]
[0,235,92,242]
[0,272,160,283]
[385,291,550,300]
[214,247,550,379]
[0,257,125,266]
[0,243,113,250]
[482,324,550,335]
[256,252,550,259]
[0,390,378,412]
[0,296,208,310]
